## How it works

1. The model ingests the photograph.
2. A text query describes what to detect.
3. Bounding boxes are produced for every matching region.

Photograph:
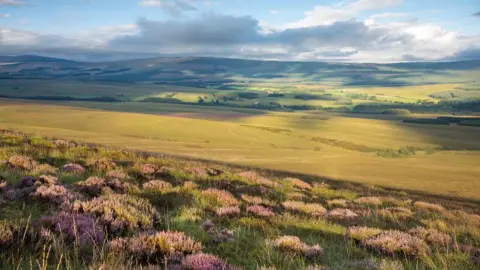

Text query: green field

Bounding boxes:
[1,98,479,199]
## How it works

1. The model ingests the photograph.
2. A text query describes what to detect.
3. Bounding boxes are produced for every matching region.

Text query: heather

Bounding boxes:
[0,130,479,269]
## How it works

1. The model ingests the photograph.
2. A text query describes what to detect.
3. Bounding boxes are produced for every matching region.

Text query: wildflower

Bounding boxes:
[40,212,105,246]
[215,206,240,217]
[354,197,382,206]
[63,163,85,174]
[361,230,429,257]
[30,185,72,205]
[326,208,358,221]
[246,205,275,218]
[285,177,312,190]
[7,155,37,170]
[282,201,326,217]
[408,227,452,247]
[346,226,383,242]
[200,189,238,207]
[413,201,445,213]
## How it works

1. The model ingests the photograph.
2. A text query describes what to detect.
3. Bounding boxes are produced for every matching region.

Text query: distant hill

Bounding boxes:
[1,55,479,87]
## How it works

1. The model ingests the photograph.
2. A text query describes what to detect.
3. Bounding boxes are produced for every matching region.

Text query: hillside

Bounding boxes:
[0,130,479,269]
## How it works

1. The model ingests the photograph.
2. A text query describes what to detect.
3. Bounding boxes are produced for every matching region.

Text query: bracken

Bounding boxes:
[361,230,429,257]
[282,201,326,217]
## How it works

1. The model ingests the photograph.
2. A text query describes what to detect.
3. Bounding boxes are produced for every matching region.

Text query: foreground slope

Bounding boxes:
[0,130,479,269]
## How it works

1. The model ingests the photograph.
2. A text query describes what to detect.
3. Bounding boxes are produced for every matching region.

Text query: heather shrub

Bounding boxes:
[326,208,358,221]
[282,201,326,217]
[54,139,76,148]
[408,227,452,247]
[138,163,159,175]
[142,180,173,193]
[413,201,445,213]
[86,158,117,171]
[346,226,383,242]
[285,177,312,190]
[327,199,348,208]
[286,192,306,200]
[215,206,240,218]
[37,174,59,186]
[354,196,383,206]
[199,189,239,207]
[246,205,275,218]
[30,184,73,205]
[7,155,37,170]
[39,212,105,246]
[74,194,159,234]
[181,253,239,270]
[109,231,202,263]
[379,207,414,221]
[186,167,208,178]
[272,235,323,259]
[33,164,58,175]
[361,230,429,257]
[237,171,278,187]
[75,176,132,196]
[106,170,129,180]
[63,163,86,174]
[240,194,263,205]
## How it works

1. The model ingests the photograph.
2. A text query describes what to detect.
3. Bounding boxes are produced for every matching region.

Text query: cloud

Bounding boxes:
[0,0,25,5]
[139,0,197,15]
[1,13,11,18]
[473,12,480,17]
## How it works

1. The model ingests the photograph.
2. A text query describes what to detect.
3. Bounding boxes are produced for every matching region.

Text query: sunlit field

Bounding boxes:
[1,99,479,199]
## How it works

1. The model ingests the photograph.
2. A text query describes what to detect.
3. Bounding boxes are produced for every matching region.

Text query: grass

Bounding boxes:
[0,130,479,269]
[0,98,479,199]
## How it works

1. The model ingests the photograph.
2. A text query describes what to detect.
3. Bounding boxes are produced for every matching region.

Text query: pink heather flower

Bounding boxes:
[362,230,429,257]
[237,171,278,187]
[75,177,106,195]
[326,208,359,221]
[282,201,326,217]
[40,212,105,246]
[285,177,312,190]
[246,205,275,218]
[408,227,452,247]
[215,206,240,217]
[86,158,117,171]
[200,189,239,207]
[181,253,239,270]
[187,167,207,178]
[7,155,37,170]
[31,185,73,205]
[105,170,128,180]
[63,163,85,174]
[139,163,159,175]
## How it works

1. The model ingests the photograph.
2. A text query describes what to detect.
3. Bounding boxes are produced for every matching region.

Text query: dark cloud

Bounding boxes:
[443,47,480,61]
[139,0,198,15]
[473,12,480,17]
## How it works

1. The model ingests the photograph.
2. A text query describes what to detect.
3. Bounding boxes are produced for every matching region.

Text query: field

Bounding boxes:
[1,99,479,199]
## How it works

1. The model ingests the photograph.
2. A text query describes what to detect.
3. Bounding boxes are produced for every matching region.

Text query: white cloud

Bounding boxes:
[270,10,280,15]
[139,0,197,14]
[0,13,11,18]
[0,0,25,5]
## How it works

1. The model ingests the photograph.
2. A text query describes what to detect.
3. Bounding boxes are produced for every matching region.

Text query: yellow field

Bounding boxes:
[0,99,479,199]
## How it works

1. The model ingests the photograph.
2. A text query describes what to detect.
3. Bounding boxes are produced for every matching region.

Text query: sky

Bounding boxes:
[1,0,480,62]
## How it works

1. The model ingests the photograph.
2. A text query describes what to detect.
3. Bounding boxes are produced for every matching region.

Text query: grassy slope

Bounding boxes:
[0,99,479,199]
